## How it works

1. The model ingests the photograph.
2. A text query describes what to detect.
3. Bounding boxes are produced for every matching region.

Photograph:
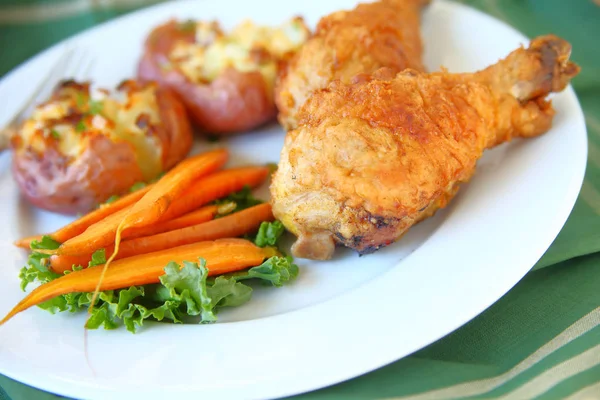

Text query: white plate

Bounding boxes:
[0,0,587,399]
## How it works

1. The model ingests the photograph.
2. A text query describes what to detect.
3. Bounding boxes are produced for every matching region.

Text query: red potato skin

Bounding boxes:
[11,83,193,216]
[137,20,276,134]
[12,135,145,215]
[155,86,193,169]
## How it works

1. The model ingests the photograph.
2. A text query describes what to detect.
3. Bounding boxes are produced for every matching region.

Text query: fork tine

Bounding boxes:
[78,53,95,81]
[5,46,74,127]
[68,49,94,83]
[66,49,86,81]
[0,46,77,151]
[27,46,76,113]
[62,49,78,81]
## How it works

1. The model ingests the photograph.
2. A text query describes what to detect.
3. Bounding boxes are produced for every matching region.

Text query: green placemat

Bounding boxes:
[1,0,599,399]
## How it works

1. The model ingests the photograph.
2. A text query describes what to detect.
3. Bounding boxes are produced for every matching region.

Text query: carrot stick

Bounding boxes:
[13,185,153,249]
[1,239,276,325]
[50,166,269,256]
[49,203,274,273]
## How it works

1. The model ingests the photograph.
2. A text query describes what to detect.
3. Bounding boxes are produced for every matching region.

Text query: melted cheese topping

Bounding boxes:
[109,86,163,179]
[169,18,309,87]
[23,97,85,158]
[18,82,164,180]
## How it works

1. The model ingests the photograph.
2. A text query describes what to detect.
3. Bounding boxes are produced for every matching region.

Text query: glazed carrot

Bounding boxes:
[124,203,226,240]
[50,166,269,256]
[92,149,228,314]
[14,234,44,249]
[13,185,153,249]
[157,166,270,222]
[48,204,224,272]
[1,239,276,325]
[49,203,274,273]
[114,203,275,258]
[49,253,93,274]
[53,206,132,256]
[118,149,228,231]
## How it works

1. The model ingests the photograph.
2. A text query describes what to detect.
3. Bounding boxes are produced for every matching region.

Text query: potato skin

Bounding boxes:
[12,135,145,215]
[154,86,193,169]
[11,81,193,215]
[137,21,276,134]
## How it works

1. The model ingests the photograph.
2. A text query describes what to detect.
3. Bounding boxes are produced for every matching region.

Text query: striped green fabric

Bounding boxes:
[1,0,599,399]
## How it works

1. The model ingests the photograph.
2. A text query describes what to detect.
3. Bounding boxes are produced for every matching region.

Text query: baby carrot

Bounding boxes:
[1,239,276,325]
[49,203,274,273]
[53,207,131,256]
[123,203,223,240]
[157,166,270,222]
[118,149,228,231]
[48,204,222,272]
[14,234,44,249]
[50,166,269,256]
[13,184,153,249]
[93,149,228,315]
[49,253,95,274]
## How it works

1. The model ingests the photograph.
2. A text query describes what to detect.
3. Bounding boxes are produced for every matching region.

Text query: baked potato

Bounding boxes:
[11,79,193,215]
[137,17,310,134]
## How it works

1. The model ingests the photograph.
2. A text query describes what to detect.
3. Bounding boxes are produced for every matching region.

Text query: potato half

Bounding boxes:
[11,80,193,215]
[137,18,310,134]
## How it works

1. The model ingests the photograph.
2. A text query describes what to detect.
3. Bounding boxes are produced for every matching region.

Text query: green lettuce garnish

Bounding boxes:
[89,248,107,266]
[19,252,60,291]
[19,235,62,290]
[103,195,120,205]
[213,186,263,213]
[254,221,285,247]
[30,235,60,251]
[228,256,298,286]
[129,181,147,193]
[30,256,297,333]
[17,221,297,333]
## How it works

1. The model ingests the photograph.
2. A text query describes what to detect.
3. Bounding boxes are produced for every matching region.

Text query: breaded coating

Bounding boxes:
[275,0,430,130]
[271,35,580,260]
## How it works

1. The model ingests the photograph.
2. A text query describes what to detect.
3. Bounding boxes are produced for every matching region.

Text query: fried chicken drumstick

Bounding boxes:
[276,0,430,130]
[271,35,580,260]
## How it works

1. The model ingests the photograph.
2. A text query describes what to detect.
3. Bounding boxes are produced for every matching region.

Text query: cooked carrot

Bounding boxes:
[47,150,228,256]
[156,166,270,222]
[124,203,225,240]
[1,239,276,325]
[13,185,153,249]
[49,253,93,274]
[48,205,224,272]
[14,234,44,249]
[114,203,274,258]
[93,149,228,314]
[118,149,228,231]
[51,207,132,256]
[49,203,274,273]
[49,166,269,256]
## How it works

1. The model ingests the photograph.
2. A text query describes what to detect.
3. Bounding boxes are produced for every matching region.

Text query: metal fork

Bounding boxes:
[0,46,94,151]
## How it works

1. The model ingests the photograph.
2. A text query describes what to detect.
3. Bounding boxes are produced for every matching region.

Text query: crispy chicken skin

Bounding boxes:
[271,35,580,260]
[275,0,430,130]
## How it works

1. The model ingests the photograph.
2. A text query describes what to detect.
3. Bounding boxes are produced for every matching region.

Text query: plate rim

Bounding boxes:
[0,0,588,399]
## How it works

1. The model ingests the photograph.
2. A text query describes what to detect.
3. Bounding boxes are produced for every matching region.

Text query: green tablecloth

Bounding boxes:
[1,0,599,399]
